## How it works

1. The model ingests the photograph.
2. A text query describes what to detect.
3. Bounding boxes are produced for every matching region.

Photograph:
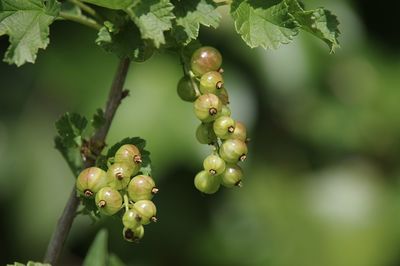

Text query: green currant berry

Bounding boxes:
[218,87,229,105]
[95,187,122,216]
[220,105,231,117]
[199,71,224,94]
[194,93,222,122]
[220,164,243,188]
[194,170,220,194]
[213,116,236,139]
[190,46,222,77]
[228,121,247,142]
[115,144,142,166]
[122,209,142,229]
[128,175,158,202]
[177,76,198,102]
[123,225,144,243]
[134,200,157,225]
[203,154,226,176]
[219,139,248,163]
[196,123,217,145]
[76,167,108,198]
[107,163,134,190]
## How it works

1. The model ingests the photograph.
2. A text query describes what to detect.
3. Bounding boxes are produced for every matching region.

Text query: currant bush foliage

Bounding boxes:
[0,0,340,66]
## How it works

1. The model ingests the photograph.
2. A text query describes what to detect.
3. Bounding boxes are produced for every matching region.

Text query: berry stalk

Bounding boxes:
[44,57,131,265]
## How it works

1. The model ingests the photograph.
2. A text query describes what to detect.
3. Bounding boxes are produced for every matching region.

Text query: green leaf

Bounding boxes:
[106,137,152,175]
[231,0,298,49]
[60,1,82,16]
[92,108,106,130]
[55,136,83,176]
[83,229,108,266]
[81,0,132,10]
[108,254,126,266]
[96,20,154,61]
[0,0,60,66]
[287,0,340,52]
[128,0,175,48]
[172,0,221,45]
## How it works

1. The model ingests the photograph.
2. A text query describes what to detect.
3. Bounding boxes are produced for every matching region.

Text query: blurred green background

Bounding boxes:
[1,0,400,265]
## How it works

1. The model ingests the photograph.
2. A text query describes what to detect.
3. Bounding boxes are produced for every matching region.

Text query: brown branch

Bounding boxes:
[43,57,131,265]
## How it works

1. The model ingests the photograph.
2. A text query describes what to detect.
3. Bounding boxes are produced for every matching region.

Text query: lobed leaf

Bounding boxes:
[0,0,60,66]
[81,0,132,10]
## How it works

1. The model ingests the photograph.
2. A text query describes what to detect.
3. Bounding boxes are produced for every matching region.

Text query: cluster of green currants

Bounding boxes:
[177,46,248,194]
[75,144,158,243]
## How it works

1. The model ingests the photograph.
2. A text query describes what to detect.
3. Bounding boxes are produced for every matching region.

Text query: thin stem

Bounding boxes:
[59,11,102,30]
[44,58,131,265]
[179,50,201,97]
[69,0,101,20]
[215,0,232,7]
[123,194,129,212]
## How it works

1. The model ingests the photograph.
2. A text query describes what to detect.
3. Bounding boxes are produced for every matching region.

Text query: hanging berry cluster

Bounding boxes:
[75,144,158,243]
[177,46,249,194]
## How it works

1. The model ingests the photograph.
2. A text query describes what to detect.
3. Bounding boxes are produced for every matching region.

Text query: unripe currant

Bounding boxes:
[134,200,157,225]
[122,209,142,229]
[220,105,231,117]
[76,167,108,198]
[194,170,220,194]
[194,93,222,122]
[190,46,222,77]
[219,139,248,163]
[123,225,144,243]
[200,71,224,94]
[107,162,134,190]
[218,87,229,105]
[203,154,226,176]
[177,76,198,102]
[213,116,235,139]
[114,144,142,166]
[196,123,217,145]
[228,121,247,142]
[220,164,243,188]
[127,175,158,202]
[95,187,122,216]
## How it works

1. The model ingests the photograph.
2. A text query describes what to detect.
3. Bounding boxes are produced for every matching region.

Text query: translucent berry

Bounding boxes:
[220,105,231,117]
[203,154,226,176]
[213,116,235,139]
[194,170,220,194]
[122,209,142,229]
[134,200,157,225]
[123,225,144,243]
[196,123,217,145]
[194,93,222,122]
[95,187,122,216]
[218,87,229,105]
[220,164,243,188]
[114,144,142,166]
[199,71,224,94]
[228,121,247,142]
[76,167,108,198]
[219,139,248,163]
[190,46,222,77]
[177,76,198,102]
[127,175,157,202]
[107,163,134,190]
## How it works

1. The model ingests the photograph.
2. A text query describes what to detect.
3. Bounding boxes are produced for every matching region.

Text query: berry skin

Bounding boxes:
[228,121,247,142]
[190,46,222,77]
[213,116,236,139]
[199,71,224,94]
[107,163,134,190]
[194,170,220,194]
[218,87,229,105]
[95,187,122,216]
[220,105,231,117]
[177,76,198,102]
[76,167,109,198]
[123,225,144,243]
[220,164,243,188]
[196,123,217,145]
[203,154,226,176]
[134,200,157,225]
[114,144,142,166]
[219,139,248,163]
[194,93,222,122]
[127,175,157,202]
[122,209,142,229]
